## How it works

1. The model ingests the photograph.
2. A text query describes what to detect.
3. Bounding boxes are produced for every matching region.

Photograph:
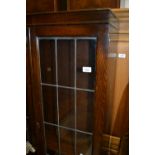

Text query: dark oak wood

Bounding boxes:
[69,0,120,10]
[26,28,33,142]
[26,0,55,13]
[27,9,118,28]
[27,8,129,155]
[28,28,47,155]
[92,32,107,155]
[26,0,68,13]
[27,9,119,155]
[26,28,38,155]
[56,0,67,11]
[26,0,120,13]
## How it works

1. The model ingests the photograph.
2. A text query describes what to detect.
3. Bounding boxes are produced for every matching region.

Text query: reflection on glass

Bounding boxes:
[45,124,59,153]
[39,37,96,155]
[77,39,96,89]
[47,149,59,155]
[60,128,75,155]
[76,132,92,155]
[39,40,56,84]
[76,91,94,132]
[57,40,75,87]
[42,86,57,124]
[59,88,75,128]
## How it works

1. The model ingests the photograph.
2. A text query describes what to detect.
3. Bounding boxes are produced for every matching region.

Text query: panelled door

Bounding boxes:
[29,25,107,155]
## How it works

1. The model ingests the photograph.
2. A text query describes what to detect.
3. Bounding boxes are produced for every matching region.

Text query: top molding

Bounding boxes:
[27,9,118,28]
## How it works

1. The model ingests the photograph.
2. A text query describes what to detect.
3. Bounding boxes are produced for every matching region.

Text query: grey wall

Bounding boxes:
[120,0,129,8]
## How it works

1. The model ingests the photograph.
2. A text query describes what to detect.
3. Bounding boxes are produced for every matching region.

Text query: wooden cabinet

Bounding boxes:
[26,9,129,155]
[26,9,119,155]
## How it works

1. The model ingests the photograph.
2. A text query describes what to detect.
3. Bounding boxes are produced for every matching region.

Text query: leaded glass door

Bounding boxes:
[37,37,96,155]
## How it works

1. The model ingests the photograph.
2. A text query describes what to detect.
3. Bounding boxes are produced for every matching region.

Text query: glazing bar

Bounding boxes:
[41,83,95,93]
[44,121,93,136]
[74,38,77,155]
[55,38,61,154]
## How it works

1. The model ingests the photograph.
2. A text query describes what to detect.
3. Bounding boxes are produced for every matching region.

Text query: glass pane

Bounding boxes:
[45,124,59,153]
[59,88,75,128]
[60,128,75,155]
[76,91,94,132]
[39,39,56,84]
[77,39,96,89]
[76,132,92,155]
[39,37,96,155]
[42,86,57,124]
[57,40,74,87]
[47,149,59,155]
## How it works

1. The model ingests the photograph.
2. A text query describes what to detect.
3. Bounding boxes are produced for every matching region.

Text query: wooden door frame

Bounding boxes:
[28,24,109,155]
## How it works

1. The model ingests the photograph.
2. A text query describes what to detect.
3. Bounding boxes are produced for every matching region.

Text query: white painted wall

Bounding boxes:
[120,0,129,8]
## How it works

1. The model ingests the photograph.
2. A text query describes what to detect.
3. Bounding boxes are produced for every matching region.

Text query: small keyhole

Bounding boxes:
[36,122,40,129]
[47,67,51,72]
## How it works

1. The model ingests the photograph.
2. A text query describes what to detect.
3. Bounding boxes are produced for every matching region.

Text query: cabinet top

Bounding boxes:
[27,9,118,28]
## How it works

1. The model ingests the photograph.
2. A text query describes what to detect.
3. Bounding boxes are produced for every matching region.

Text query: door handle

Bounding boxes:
[26,141,36,154]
